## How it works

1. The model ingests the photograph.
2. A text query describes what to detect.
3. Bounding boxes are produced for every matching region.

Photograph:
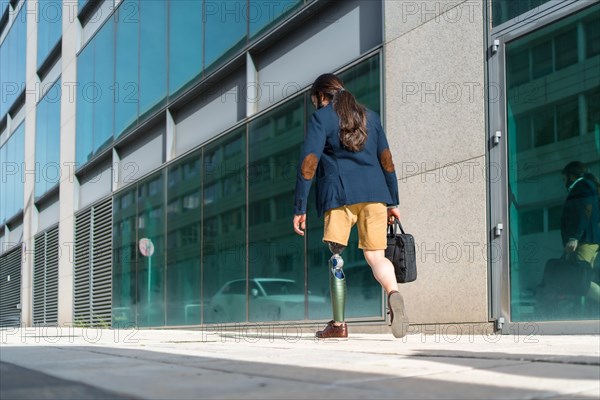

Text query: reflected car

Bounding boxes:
[207,278,327,322]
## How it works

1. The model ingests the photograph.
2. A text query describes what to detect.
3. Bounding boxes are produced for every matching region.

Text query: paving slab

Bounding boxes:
[1,328,599,400]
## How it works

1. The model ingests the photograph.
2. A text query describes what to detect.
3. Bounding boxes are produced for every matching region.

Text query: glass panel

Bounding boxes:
[136,172,166,327]
[0,123,25,223]
[203,128,247,324]
[76,42,95,165]
[139,0,167,117]
[204,0,246,71]
[35,79,61,199]
[112,188,138,328]
[0,4,27,120]
[166,151,202,326]
[506,4,600,322]
[37,0,62,69]
[493,0,552,27]
[248,97,305,322]
[249,0,301,38]
[115,0,139,138]
[93,17,115,156]
[168,0,203,96]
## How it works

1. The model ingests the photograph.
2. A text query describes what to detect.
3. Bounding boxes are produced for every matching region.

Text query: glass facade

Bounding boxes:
[76,0,303,167]
[249,0,301,38]
[35,79,61,199]
[76,16,114,165]
[112,56,384,326]
[0,3,27,120]
[506,4,600,322]
[37,0,62,69]
[0,123,25,225]
[493,0,553,26]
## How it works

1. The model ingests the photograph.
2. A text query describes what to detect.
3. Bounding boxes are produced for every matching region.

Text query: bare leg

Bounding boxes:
[363,249,398,294]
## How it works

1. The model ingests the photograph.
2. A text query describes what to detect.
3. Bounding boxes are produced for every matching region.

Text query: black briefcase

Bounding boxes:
[385,219,417,283]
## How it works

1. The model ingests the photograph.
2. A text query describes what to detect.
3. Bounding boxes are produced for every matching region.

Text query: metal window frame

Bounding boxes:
[486,0,600,334]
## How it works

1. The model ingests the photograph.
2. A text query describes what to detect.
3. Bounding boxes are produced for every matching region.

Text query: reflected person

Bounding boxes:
[561,161,600,303]
[292,73,408,339]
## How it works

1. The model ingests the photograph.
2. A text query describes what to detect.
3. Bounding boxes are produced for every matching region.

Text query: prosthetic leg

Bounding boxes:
[327,242,347,323]
[316,241,348,338]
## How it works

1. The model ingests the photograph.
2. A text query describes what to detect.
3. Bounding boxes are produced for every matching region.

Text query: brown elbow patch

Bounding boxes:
[301,153,319,180]
[380,149,395,173]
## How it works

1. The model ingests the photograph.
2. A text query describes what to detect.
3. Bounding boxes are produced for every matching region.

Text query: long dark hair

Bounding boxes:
[310,73,367,152]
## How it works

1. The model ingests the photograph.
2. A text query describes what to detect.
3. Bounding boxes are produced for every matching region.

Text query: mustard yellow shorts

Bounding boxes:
[323,202,388,251]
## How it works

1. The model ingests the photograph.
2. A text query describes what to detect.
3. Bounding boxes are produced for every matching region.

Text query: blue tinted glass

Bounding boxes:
[248,97,305,322]
[37,81,63,198]
[115,0,139,137]
[136,172,166,327]
[35,94,49,199]
[0,4,27,120]
[0,144,5,223]
[166,151,202,326]
[139,0,167,116]
[203,129,247,324]
[493,0,552,27]
[249,0,300,37]
[168,0,203,96]
[37,0,62,68]
[93,17,115,156]
[2,123,26,221]
[112,188,137,328]
[204,0,247,70]
[76,42,95,165]
[1,0,8,18]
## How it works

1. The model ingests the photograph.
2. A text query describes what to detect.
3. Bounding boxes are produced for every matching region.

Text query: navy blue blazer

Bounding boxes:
[294,104,399,217]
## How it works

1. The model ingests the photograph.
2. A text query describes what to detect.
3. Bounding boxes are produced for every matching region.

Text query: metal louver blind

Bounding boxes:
[0,246,22,327]
[74,198,113,327]
[74,208,91,326]
[33,226,59,325]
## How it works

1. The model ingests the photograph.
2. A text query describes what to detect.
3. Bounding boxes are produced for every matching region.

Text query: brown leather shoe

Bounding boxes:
[316,320,348,339]
[388,290,409,338]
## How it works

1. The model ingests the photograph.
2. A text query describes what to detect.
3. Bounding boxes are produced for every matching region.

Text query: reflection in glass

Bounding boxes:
[203,129,247,323]
[136,173,166,327]
[0,123,25,224]
[37,0,62,69]
[0,4,27,120]
[492,0,552,27]
[204,0,246,71]
[115,0,139,138]
[169,0,203,96]
[35,79,61,199]
[248,97,308,321]
[506,4,600,322]
[139,0,167,117]
[166,151,202,325]
[112,188,137,328]
[249,0,301,37]
[76,41,94,165]
[93,17,115,155]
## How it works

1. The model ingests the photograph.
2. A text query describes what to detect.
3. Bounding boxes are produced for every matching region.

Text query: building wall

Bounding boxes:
[383,1,489,323]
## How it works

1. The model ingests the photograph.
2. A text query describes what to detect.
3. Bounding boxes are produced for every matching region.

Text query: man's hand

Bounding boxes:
[293,214,306,236]
[387,207,401,224]
[565,238,578,253]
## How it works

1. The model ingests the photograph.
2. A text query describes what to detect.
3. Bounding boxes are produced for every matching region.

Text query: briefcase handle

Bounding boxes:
[388,218,406,235]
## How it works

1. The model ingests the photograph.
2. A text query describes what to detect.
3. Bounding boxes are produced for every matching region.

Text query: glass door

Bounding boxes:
[502,3,600,325]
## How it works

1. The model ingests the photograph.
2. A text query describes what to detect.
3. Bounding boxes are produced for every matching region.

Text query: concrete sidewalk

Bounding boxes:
[1,325,599,399]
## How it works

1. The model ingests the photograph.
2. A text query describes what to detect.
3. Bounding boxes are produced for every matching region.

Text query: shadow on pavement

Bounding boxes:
[1,345,599,399]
